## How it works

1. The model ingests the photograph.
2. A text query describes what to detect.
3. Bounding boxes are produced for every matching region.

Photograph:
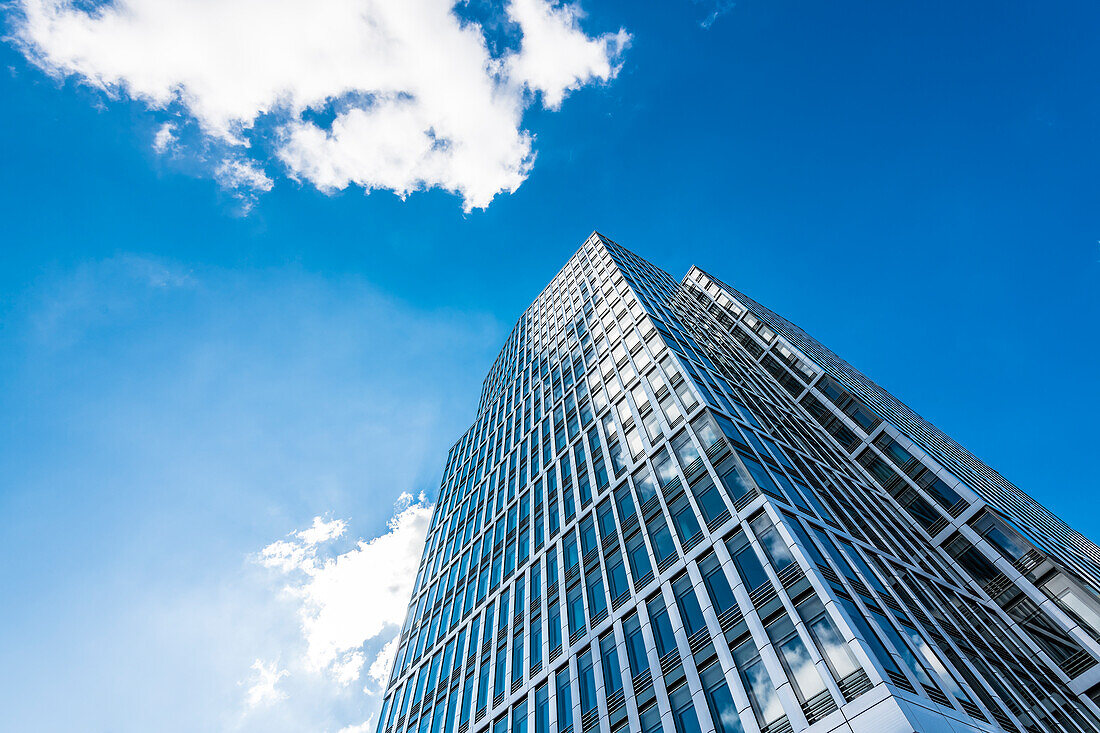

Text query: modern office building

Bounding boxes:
[377,233,1100,733]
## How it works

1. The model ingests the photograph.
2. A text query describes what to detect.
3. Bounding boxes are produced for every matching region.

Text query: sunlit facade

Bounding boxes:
[377,233,1100,733]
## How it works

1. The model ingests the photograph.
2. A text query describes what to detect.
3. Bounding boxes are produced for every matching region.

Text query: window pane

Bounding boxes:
[555,669,573,733]
[534,684,549,733]
[647,597,677,657]
[767,616,827,701]
[672,574,706,636]
[512,700,527,733]
[624,614,648,677]
[752,519,794,571]
[578,651,597,714]
[600,635,623,694]
[732,643,784,726]
[702,561,737,615]
[701,666,745,733]
[670,685,703,733]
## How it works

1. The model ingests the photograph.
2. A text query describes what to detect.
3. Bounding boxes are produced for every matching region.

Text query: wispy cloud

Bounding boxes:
[13,0,629,210]
[693,0,735,29]
[152,122,176,153]
[257,493,433,694]
[245,660,289,708]
[338,723,373,733]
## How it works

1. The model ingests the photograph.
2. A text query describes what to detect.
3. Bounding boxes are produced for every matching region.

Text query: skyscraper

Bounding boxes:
[377,233,1100,733]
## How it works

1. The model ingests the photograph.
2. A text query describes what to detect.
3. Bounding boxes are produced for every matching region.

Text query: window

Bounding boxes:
[460,672,475,727]
[732,640,784,728]
[476,659,490,710]
[512,631,524,684]
[632,466,658,505]
[586,565,608,619]
[430,704,446,733]
[653,449,678,488]
[530,559,542,601]
[739,454,785,501]
[795,595,859,682]
[671,432,701,473]
[668,493,702,544]
[765,614,828,703]
[670,685,702,733]
[555,668,573,733]
[838,540,888,595]
[574,521,596,562]
[567,584,585,636]
[547,598,562,651]
[750,515,794,571]
[772,472,812,514]
[718,463,754,504]
[469,615,482,658]
[972,511,1032,565]
[869,607,938,689]
[700,664,745,733]
[499,589,510,631]
[600,634,623,695]
[893,610,970,702]
[623,613,648,677]
[534,683,549,733]
[645,513,677,566]
[425,651,441,692]
[494,645,507,696]
[606,550,629,601]
[512,700,527,733]
[530,614,543,670]
[639,705,663,733]
[675,380,699,412]
[672,573,706,636]
[597,499,617,541]
[519,524,530,564]
[614,482,638,525]
[689,476,728,524]
[690,413,723,452]
[514,577,526,617]
[836,597,903,679]
[646,595,677,657]
[699,553,736,615]
[578,650,597,715]
[916,470,963,512]
[626,530,653,582]
[944,536,999,587]
[608,441,626,476]
[811,526,858,582]
[564,534,579,572]
[726,532,768,591]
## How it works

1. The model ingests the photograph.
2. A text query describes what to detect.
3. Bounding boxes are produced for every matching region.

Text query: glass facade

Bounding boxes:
[378,233,1100,733]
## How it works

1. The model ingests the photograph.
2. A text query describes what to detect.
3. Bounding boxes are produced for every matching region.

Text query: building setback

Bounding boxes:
[377,233,1100,733]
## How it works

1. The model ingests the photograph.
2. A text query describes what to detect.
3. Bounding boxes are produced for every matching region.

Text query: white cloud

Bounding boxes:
[296,516,349,546]
[338,723,372,733]
[245,659,289,708]
[152,122,176,153]
[14,0,628,210]
[506,0,629,110]
[258,494,433,694]
[215,158,275,209]
[260,516,348,573]
[366,636,398,689]
[332,650,367,687]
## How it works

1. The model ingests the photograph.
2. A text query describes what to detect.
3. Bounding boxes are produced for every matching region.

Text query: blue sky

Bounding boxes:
[1,1,1099,731]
